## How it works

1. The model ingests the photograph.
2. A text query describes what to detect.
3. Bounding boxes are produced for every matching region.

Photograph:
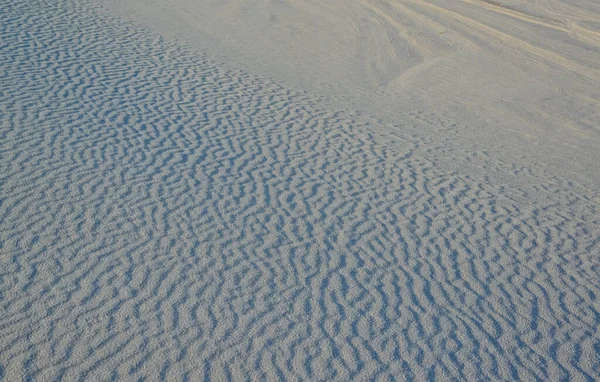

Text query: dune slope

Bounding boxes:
[116,0,600,189]
[1,0,599,380]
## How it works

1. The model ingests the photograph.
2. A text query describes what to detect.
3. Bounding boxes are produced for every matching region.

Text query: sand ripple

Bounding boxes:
[1,0,599,380]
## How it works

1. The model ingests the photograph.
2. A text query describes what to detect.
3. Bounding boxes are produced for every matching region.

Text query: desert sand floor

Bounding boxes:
[1,0,599,380]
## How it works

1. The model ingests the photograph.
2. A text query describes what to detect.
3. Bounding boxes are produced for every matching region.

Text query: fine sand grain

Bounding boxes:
[1,0,599,380]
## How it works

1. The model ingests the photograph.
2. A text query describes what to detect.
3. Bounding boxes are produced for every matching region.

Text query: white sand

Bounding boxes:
[116,0,600,188]
[1,0,599,380]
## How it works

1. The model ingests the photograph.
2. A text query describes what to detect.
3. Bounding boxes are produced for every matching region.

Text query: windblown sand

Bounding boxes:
[1,0,599,380]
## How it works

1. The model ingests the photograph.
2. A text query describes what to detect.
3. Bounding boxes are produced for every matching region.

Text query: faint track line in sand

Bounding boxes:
[381,0,600,81]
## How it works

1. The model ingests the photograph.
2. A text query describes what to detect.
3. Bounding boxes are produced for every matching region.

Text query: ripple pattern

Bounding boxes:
[1,0,599,380]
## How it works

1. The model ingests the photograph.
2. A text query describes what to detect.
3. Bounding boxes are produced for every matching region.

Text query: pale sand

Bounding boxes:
[1,0,599,380]
[116,0,600,188]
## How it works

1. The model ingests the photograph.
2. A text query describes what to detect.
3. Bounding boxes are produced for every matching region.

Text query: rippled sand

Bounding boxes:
[1,0,599,380]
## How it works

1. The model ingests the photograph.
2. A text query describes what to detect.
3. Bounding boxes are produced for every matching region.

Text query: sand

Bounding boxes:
[1,0,599,380]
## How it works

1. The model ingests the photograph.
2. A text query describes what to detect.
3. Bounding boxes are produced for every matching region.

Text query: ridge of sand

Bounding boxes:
[112,0,600,190]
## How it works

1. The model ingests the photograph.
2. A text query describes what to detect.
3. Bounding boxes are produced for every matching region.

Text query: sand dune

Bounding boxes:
[116,0,600,188]
[1,0,599,380]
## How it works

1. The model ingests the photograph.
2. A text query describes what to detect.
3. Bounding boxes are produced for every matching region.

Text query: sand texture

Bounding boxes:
[1,0,599,380]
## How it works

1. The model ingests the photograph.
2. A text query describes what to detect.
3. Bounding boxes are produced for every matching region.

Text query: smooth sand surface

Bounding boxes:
[1,0,599,380]
[117,0,600,188]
